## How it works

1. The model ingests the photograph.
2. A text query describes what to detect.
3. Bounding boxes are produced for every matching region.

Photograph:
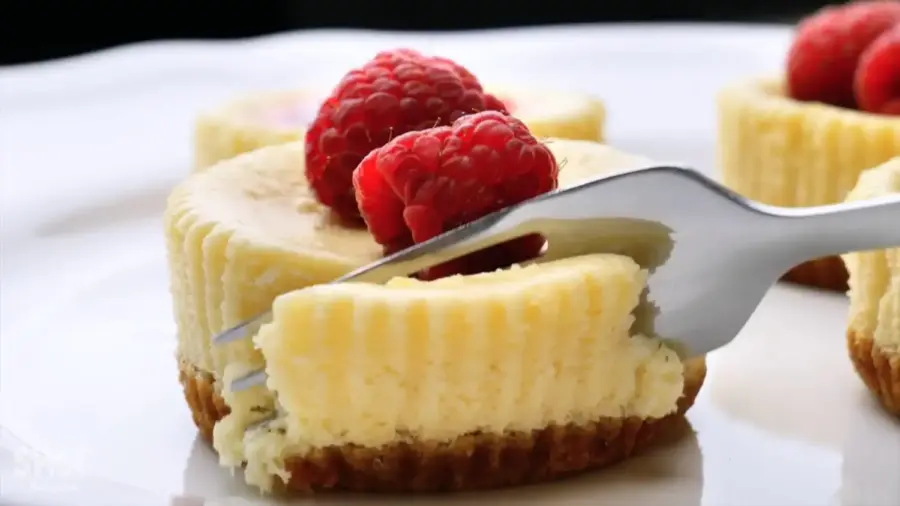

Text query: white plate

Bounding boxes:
[1,23,898,506]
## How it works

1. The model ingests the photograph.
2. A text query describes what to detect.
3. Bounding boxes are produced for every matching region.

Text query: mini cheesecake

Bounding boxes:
[193,86,606,171]
[165,138,706,493]
[842,157,900,416]
[717,77,900,291]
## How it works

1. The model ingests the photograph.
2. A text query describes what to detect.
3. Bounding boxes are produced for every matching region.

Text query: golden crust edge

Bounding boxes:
[781,256,848,292]
[178,357,706,493]
[847,330,900,417]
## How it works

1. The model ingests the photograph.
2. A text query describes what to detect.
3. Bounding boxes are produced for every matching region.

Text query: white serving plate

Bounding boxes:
[1,23,898,506]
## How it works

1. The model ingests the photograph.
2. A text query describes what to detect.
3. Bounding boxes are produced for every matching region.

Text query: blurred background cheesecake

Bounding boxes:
[193,86,606,170]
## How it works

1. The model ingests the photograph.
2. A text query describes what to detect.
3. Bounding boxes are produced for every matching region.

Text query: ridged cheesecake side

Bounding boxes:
[717,77,900,291]
[164,138,706,493]
[167,143,381,380]
[842,157,900,417]
[192,87,606,172]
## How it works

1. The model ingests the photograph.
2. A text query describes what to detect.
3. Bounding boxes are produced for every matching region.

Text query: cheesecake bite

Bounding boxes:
[842,157,900,416]
[717,0,900,291]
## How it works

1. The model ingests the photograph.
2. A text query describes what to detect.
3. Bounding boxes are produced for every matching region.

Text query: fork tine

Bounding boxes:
[232,369,268,390]
[213,313,271,345]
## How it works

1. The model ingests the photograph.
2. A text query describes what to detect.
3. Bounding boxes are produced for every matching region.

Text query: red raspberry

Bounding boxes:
[855,24,900,114]
[305,49,508,222]
[787,0,900,108]
[353,111,558,279]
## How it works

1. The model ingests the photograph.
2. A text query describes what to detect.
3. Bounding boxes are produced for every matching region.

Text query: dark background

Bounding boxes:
[0,0,841,65]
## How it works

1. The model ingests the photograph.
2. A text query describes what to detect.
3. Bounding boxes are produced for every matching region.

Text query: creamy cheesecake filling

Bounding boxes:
[843,158,900,349]
[212,254,685,491]
[168,139,652,379]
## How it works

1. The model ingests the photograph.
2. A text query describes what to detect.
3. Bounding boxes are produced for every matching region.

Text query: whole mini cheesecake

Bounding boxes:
[717,1,900,291]
[168,50,706,493]
[165,134,706,493]
[194,85,606,171]
[842,157,900,417]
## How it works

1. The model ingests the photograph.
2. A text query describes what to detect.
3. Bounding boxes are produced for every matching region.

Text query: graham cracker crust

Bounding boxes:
[178,358,706,492]
[847,330,900,416]
[781,256,848,292]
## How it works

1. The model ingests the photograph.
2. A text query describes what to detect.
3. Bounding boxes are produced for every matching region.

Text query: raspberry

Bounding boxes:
[786,0,900,108]
[305,49,508,222]
[353,111,558,279]
[855,24,900,114]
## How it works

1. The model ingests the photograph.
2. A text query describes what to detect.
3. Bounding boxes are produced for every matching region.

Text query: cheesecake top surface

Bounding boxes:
[168,138,651,273]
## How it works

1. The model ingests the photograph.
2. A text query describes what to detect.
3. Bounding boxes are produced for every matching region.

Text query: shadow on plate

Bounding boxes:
[839,393,900,506]
[706,284,855,447]
[179,420,703,505]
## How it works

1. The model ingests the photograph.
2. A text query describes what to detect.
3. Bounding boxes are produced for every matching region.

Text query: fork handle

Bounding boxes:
[769,193,900,262]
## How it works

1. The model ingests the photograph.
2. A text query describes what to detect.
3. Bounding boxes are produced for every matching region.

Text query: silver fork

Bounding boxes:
[214,163,900,393]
